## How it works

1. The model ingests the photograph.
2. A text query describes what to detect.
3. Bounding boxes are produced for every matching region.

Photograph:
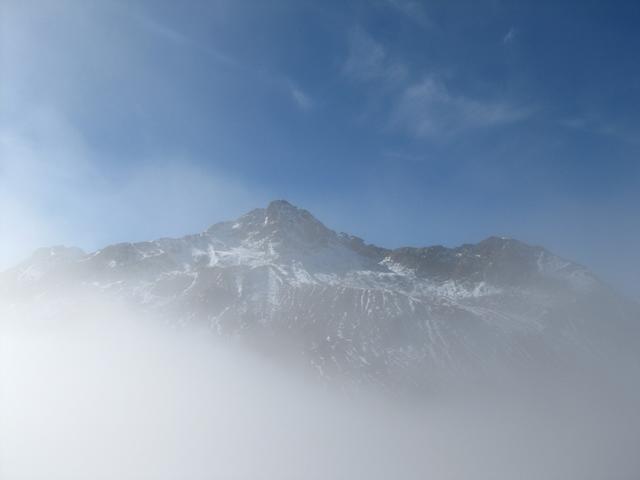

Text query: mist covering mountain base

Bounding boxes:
[2,199,639,391]
[2,299,639,480]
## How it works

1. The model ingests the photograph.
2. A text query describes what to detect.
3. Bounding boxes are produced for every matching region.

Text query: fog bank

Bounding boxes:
[1,299,639,480]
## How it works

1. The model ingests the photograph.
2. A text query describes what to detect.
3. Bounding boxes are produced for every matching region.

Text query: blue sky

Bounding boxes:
[1,0,639,295]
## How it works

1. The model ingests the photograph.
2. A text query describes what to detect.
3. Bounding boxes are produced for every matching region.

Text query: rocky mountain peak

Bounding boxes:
[217,200,336,252]
[264,200,327,231]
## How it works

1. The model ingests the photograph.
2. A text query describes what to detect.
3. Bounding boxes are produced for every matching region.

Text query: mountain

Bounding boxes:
[2,200,638,387]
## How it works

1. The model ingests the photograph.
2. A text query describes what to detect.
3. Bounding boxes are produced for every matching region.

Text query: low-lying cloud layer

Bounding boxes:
[1,297,639,480]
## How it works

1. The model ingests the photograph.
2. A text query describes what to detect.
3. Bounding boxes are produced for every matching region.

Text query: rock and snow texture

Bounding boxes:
[2,200,638,386]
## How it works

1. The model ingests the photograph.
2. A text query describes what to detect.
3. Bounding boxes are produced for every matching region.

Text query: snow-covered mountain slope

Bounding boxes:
[2,200,638,386]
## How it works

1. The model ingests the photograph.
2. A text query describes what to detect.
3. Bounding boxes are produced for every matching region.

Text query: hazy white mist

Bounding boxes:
[2,298,639,480]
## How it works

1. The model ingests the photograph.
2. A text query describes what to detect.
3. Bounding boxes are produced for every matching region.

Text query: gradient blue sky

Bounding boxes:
[1,0,639,295]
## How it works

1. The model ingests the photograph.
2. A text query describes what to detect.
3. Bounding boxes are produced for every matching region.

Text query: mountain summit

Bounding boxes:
[206,199,336,253]
[2,200,638,386]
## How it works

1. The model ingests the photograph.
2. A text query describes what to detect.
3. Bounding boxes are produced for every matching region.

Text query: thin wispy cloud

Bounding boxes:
[114,2,308,110]
[560,115,640,145]
[342,27,407,85]
[290,87,314,111]
[126,9,240,68]
[342,27,530,139]
[393,76,530,138]
[134,13,312,112]
[133,13,191,45]
[384,0,432,29]
[503,27,517,44]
